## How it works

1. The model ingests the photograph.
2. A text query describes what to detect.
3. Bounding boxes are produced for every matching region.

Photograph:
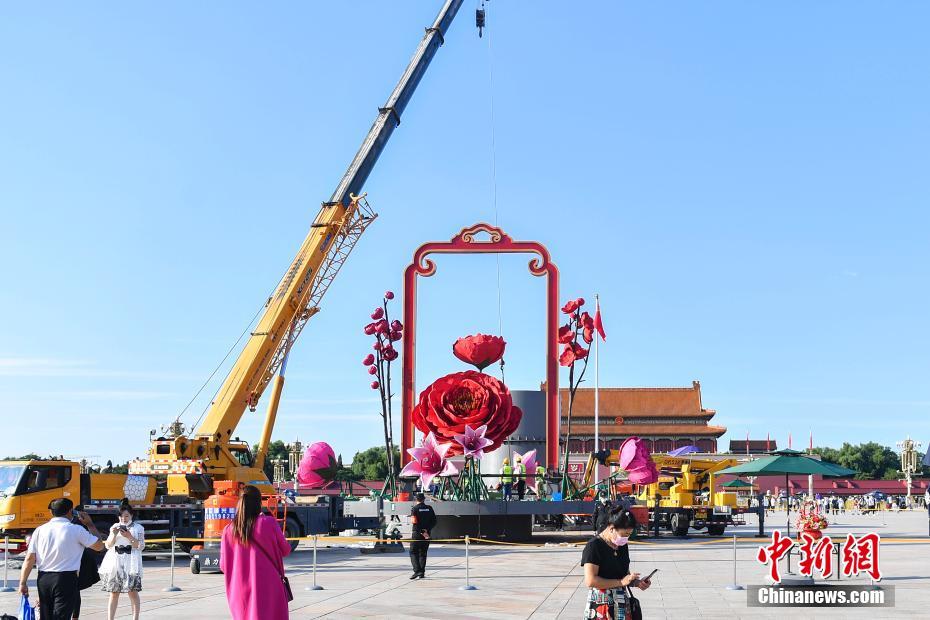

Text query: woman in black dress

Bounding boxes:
[581,508,651,619]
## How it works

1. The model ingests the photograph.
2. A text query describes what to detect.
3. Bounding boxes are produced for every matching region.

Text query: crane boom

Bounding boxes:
[330,0,464,207]
[132,0,465,498]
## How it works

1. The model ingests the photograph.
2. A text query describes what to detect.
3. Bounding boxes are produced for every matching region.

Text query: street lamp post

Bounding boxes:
[896,437,921,507]
[288,440,303,478]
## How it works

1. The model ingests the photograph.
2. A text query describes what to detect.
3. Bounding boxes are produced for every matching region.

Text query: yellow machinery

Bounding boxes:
[130,0,465,499]
[582,451,746,536]
[636,455,742,536]
[0,459,156,541]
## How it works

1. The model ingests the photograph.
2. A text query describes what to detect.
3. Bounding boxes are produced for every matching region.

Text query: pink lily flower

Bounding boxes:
[453,424,494,458]
[514,449,538,485]
[400,432,459,489]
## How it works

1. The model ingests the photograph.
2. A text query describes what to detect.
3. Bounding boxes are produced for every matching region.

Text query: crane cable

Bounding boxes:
[479,0,505,384]
[176,289,272,432]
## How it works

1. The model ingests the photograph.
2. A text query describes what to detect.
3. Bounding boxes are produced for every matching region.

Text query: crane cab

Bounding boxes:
[130,436,273,499]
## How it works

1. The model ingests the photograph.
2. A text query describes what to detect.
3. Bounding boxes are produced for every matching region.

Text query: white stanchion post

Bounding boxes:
[162,534,182,592]
[306,535,324,591]
[459,535,477,591]
[1,536,14,592]
[725,534,744,591]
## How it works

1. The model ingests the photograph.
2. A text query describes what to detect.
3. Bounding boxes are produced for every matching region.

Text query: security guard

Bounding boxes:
[592,490,614,533]
[409,493,437,579]
[500,458,513,501]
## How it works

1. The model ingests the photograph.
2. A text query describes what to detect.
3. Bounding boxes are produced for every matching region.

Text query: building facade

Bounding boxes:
[727,439,779,455]
[556,381,726,455]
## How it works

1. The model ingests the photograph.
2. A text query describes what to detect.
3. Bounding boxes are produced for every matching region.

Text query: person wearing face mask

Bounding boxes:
[592,491,613,534]
[581,508,651,619]
[99,498,145,620]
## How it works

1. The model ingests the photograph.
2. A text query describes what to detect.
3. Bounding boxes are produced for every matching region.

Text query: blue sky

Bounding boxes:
[1,2,928,465]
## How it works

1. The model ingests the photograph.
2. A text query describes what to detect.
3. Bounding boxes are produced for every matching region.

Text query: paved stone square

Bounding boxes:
[2,510,927,618]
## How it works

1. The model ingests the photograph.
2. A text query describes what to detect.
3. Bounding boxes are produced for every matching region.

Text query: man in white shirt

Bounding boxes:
[18,498,104,620]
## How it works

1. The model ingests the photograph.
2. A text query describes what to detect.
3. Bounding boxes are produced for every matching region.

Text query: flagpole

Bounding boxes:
[593,294,600,488]
[808,430,813,500]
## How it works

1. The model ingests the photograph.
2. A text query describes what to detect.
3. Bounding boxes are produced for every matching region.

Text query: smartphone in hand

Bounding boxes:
[632,569,658,586]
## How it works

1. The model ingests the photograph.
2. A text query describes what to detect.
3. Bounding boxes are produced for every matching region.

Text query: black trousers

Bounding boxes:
[515,480,526,500]
[409,539,430,574]
[37,571,79,620]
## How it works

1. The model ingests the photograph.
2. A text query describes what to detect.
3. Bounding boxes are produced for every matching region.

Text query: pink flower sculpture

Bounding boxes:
[617,437,651,471]
[617,437,659,484]
[453,424,493,458]
[627,460,659,485]
[296,442,339,489]
[514,449,538,486]
[399,432,459,489]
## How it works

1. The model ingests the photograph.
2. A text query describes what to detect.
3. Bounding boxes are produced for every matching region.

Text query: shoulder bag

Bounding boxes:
[253,538,293,603]
[626,586,642,620]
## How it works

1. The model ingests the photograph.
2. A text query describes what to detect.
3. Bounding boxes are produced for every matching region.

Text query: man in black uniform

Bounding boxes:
[409,492,437,579]
[592,491,613,534]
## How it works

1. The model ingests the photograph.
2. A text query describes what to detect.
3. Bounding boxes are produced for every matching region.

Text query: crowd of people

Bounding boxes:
[756,489,930,514]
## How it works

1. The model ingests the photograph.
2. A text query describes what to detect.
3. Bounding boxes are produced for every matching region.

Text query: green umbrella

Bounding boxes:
[721,479,754,488]
[717,450,855,535]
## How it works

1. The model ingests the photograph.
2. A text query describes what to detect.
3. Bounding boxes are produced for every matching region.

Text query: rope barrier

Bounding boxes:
[6,534,928,547]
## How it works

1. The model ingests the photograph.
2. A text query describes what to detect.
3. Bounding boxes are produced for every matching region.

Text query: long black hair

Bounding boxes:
[606,506,638,531]
[232,485,262,545]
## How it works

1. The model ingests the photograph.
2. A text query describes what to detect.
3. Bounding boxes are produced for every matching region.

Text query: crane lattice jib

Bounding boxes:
[195,197,375,441]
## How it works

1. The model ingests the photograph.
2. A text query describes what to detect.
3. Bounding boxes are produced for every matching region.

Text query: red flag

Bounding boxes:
[766,432,770,452]
[593,298,607,341]
[809,430,813,452]
[745,430,750,455]
[788,432,792,449]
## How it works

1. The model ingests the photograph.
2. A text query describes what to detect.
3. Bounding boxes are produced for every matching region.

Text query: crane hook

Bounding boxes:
[476,1,486,38]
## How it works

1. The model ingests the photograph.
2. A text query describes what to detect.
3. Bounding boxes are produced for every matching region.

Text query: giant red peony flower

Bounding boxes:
[452,334,506,371]
[412,370,522,456]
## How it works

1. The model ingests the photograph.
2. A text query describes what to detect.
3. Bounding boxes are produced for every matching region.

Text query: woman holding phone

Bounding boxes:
[99,498,145,620]
[581,508,651,619]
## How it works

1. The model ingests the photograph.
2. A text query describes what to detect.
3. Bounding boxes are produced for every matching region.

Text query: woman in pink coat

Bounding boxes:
[220,485,292,620]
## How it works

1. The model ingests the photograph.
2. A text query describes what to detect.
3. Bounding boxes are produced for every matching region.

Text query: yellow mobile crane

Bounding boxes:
[636,455,745,536]
[130,0,466,499]
[581,451,751,536]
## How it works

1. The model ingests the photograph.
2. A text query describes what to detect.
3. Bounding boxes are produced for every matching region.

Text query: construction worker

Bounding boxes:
[514,454,526,501]
[535,464,547,499]
[500,458,513,501]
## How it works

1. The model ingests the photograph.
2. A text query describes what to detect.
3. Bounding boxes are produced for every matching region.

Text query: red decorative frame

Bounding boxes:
[401,223,560,467]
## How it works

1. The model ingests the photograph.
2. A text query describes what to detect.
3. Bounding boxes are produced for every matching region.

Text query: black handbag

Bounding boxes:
[254,539,293,603]
[77,548,101,590]
[626,586,642,620]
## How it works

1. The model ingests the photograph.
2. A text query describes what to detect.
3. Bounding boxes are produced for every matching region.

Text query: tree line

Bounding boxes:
[811,442,928,480]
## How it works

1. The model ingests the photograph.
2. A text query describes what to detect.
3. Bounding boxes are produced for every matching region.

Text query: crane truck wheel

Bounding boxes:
[190,557,201,574]
[670,513,689,537]
[706,524,726,536]
[285,516,302,552]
